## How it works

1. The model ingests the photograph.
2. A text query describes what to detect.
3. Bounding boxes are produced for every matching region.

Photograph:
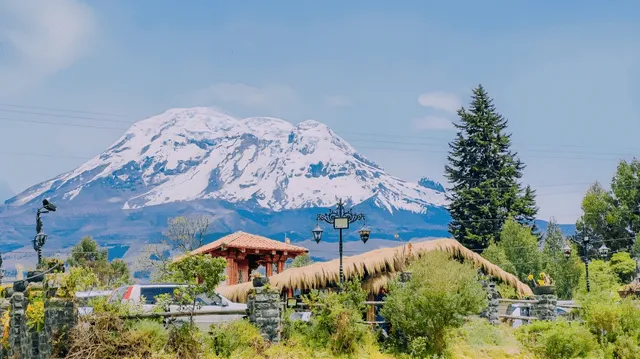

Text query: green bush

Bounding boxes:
[167,323,202,359]
[207,320,265,358]
[380,251,487,356]
[579,292,640,346]
[517,320,598,359]
[577,260,620,295]
[609,252,636,284]
[303,279,373,356]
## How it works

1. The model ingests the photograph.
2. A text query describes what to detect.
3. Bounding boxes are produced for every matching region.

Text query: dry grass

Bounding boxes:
[218,238,533,302]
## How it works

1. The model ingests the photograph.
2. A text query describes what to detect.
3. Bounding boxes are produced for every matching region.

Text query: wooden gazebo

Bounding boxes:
[191,231,308,285]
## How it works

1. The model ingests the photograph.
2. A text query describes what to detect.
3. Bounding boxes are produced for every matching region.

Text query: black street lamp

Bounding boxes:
[312,199,370,284]
[33,199,57,267]
[563,236,609,292]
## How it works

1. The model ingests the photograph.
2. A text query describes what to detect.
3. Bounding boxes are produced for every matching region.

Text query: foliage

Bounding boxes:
[26,293,45,332]
[449,318,535,358]
[42,257,65,273]
[526,272,552,288]
[482,219,542,284]
[0,310,9,350]
[578,292,640,348]
[576,159,640,252]
[516,319,599,359]
[482,242,516,275]
[289,253,313,268]
[164,215,212,252]
[160,253,227,324]
[56,266,101,298]
[498,219,543,282]
[576,260,620,295]
[609,251,636,283]
[301,279,372,356]
[445,85,538,251]
[541,220,583,299]
[167,323,202,359]
[380,251,487,356]
[66,311,170,359]
[67,236,131,288]
[145,214,213,281]
[208,320,265,358]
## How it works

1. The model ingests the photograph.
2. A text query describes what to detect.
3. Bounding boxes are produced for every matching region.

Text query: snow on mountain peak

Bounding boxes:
[8,107,447,213]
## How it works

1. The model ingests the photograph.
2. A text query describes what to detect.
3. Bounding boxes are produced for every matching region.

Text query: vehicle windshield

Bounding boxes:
[140,286,180,305]
[195,293,224,306]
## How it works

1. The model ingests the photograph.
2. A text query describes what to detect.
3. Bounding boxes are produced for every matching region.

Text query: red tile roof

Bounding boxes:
[192,231,309,255]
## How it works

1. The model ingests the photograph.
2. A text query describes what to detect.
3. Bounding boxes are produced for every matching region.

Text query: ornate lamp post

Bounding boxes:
[563,236,609,293]
[312,199,370,284]
[34,198,57,267]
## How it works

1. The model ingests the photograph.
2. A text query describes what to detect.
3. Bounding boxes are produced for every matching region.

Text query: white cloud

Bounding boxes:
[0,0,97,95]
[324,95,352,107]
[194,82,298,111]
[417,92,461,114]
[411,116,455,130]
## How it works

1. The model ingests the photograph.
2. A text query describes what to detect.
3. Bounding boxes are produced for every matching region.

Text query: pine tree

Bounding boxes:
[445,85,539,251]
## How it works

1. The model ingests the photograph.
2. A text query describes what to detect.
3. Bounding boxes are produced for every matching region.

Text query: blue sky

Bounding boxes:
[0,0,639,223]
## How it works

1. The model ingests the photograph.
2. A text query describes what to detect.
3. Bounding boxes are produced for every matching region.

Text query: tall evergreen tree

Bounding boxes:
[445,85,539,251]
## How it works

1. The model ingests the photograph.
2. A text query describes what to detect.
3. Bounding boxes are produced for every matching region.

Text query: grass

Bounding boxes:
[447,318,535,359]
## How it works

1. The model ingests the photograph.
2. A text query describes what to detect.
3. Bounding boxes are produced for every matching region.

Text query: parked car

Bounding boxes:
[107,284,247,331]
[75,290,114,316]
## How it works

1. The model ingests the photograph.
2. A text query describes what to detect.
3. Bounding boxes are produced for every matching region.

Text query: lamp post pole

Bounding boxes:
[312,199,370,285]
[564,236,609,293]
[34,199,57,267]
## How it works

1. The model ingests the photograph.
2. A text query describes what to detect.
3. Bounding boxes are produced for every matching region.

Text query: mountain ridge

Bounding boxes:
[0,107,576,268]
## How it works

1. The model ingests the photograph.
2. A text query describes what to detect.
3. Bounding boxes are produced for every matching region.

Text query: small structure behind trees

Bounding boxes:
[190,231,308,285]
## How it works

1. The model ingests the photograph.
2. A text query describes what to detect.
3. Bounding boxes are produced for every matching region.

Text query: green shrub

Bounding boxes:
[167,323,202,359]
[207,320,265,358]
[303,279,373,355]
[579,292,640,345]
[380,251,487,356]
[516,319,598,359]
[609,252,636,284]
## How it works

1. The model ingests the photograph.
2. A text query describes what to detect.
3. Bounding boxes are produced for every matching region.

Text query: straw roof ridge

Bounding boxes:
[217,238,533,302]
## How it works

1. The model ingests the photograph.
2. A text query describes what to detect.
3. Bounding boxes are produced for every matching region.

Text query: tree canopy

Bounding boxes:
[576,159,640,252]
[445,85,538,251]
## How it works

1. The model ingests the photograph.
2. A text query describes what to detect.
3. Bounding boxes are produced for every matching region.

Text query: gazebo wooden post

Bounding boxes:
[266,256,274,277]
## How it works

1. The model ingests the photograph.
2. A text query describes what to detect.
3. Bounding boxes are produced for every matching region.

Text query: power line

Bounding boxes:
[0,103,131,118]
[0,104,638,157]
[0,117,127,131]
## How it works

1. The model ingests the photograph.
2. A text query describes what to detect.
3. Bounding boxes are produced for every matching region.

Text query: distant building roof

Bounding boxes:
[192,231,308,255]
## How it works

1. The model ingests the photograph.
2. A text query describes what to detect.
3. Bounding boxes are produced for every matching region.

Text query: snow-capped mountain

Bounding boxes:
[0,107,452,261]
[9,107,446,213]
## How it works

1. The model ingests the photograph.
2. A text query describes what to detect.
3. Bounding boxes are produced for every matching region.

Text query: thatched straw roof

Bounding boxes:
[217,238,533,302]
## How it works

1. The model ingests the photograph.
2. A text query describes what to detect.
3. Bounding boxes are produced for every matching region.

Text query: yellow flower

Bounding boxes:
[527,274,534,281]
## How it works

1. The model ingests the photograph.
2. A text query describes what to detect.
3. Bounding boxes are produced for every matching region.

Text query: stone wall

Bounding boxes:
[8,289,30,359]
[247,286,282,343]
[533,294,557,321]
[3,275,77,359]
[480,280,500,325]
